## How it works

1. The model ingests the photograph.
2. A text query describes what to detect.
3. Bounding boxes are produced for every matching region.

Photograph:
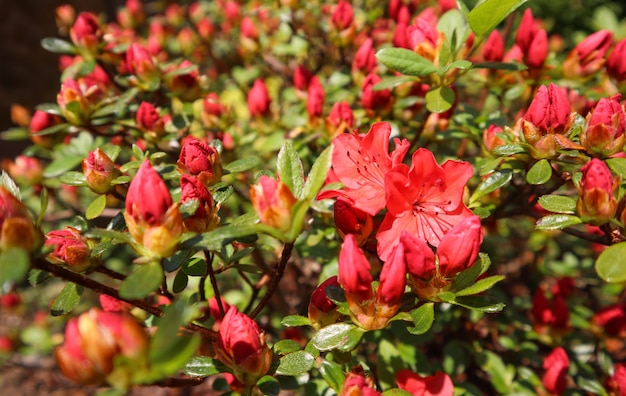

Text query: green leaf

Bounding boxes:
[43,155,84,177]
[443,59,472,73]
[257,376,281,396]
[454,296,505,313]
[184,225,259,251]
[273,340,304,354]
[275,351,315,376]
[425,86,456,113]
[538,195,577,214]
[452,253,491,291]
[535,214,582,230]
[596,242,626,283]
[29,122,69,137]
[1,127,29,140]
[50,282,83,316]
[59,171,87,186]
[492,143,526,155]
[468,0,528,38]
[476,350,514,393]
[470,169,512,203]
[373,75,418,91]
[473,61,527,71]
[163,250,193,272]
[0,248,29,285]
[91,88,139,118]
[382,390,413,396]
[183,356,221,377]
[0,171,21,200]
[182,257,207,276]
[40,37,75,54]
[172,270,188,293]
[277,141,304,199]
[455,275,505,297]
[223,156,261,173]
[526,159,552,185]
[303,146,332,201]
[119,261,164,299]
[606,157,626,179]
[408,303,434,335]
[311,323,364,352]
[281,315,312,327]
[376,48,438,77]
[86,194,107,220]
[319,359,345,393]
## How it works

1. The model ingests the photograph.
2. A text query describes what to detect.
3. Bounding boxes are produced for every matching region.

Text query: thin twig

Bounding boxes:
[94,265,127,280]
[203,250,224,317]
[249,242,294,319]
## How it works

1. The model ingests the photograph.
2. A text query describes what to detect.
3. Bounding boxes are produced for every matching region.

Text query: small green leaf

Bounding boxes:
[476,350,514,393]
[454,296,505,313]
[376,48,438,76]
[492,143,526,155]
[184,225,259,251]
[382,390,413,396]
[452,253,491,291]
[455,275,505,297]
[606,157,626,178]
[273,340,303,354]
[41,37,75,54]
[373,75,418,91]
[277,141,305,199]
[526,159,552,185]
[319,359,345,393]
[0,248,29,285]
[538,195,577,214]
[257,376,281,396]
[119,261,164,299]
[183,356,221,377]
[172,270,188,293]
[30,122,69,137]
[0,171,21,200]
[535,214,582,230]
[443,60,473,73]
[275,351,315,376]
[596,242,626,283]
[312,323,361,351]
[223,156,261,173]
[59,171,87,186]
[473,61,527,71]
[408,303,434,335]
[425,86,456,113]
[282,315,312,327]
[182,257,207,276]
[50,282,83,316]
[468,0,528,38]
[303,146,332,201]
[470,170,512,203]
[86,194,107,220]
[43,155,84,177]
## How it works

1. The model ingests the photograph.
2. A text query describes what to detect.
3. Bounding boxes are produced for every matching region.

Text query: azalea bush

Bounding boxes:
[2,0,626,394]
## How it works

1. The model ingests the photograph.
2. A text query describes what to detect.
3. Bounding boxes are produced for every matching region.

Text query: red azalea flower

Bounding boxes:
[377,148,474,261]
[396,369,454,396]
[318,122,409,216]
[542,347,569,395]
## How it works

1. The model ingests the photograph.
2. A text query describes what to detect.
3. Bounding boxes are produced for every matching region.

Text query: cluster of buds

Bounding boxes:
[0,186,41,253]
[531,284,570,336]
[55,308,149,387]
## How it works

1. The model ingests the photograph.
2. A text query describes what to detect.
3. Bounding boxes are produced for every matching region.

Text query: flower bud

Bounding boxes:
[396,370,454,396]
[55,308,149,386]
[563,30,613,79]
[0,186,41,252]
[607,39,626,83]
[29,110,64,149]
[70,12,101,56]
[338,234,374,303]
[376,242,407,308]
[542,347,569,395]
[215,307,273,385]
[249,175,297,232]
[57,79,98,126]
[99,294,132,312]
[483,30,505,62]
[2,155,43,187]
[531,287,570,333]
[45,227,95,272]
[436,215,483,278]
[55,5,76,35]
[407,17,440,63]
[361,73,392,115]
[293,65,313,94]
[177,138,223,186]
[117,0,145,29]
[577,158,618,224]
[334,199,373,245]
[306,76,325,122]
[247,79,271,118]
[352,38,377,76]
[308,276,342,329]
[515,9,548,69]
[201,93,224,126]
[167,60,202,101]
[325,101,354,139]
[125,43,160,91]
[581,94,626,157]
[207,296,231,331]
[124,160,183,258]
[331,0,354,31]
[592,303,626,337]
[340,372,381,396]
[135,101,164,139]
[82,148,121,194]
[483,125,507,153]
[180,174,220,233]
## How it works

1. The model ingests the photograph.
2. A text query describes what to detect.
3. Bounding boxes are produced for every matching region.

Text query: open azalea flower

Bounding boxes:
[318,122,409,216]
[377,148,474,261]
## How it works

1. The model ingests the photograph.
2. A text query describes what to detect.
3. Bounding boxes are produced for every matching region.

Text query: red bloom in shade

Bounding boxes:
[592,303,626,336]
[318,122,409,216]
[331,0,354,31]
[334,199,374,245]
[338,234,374,304]
[306,76,325,120]
[396,369,454,396]
[177,138,223,186]
[308,276,342,329]
[564,30,613,78]
[247,79,271,117]
[576,158,618,224]
[353,38,377,74]
[361,73,392,112]
[293,65,313,92]
[326,101,354,138]
[581,94,626,157]
[376,148,474,261]
[340,372,381,396]
[531,287,570,330]
[483,30,505,62]
[542,347,569,395]
[607,39,626,82]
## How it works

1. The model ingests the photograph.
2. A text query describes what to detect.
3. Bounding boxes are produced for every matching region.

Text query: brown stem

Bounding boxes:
[203,251,224,317]
[249,242,294,319]
[408,110,431,153]
[94,265,127,280]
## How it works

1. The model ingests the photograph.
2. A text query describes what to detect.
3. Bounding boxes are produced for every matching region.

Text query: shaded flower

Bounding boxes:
[308,276,342,329]
[607,39,626,82]
[542,347,569,395]
[531,286,570,331]
[396,369,454,396]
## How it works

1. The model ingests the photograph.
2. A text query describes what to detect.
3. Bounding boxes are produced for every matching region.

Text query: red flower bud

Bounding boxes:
[401,231,436,284]
[207,296,231,331]
[135,101,164,139]
[70,12,101,55]
[542,347,569,395]
[45,227,95,272]
[293,65,313,92]
[241,16,259,40]
[331,0,354,31]
[55,5,76,35]
[376,242,406,307]
[124,160,182,258]
[180,174,220,233]
[306,76,325,120]
[577,158,618,224]
[436,215,483,278]
[167,60,202,101]
[592,303,626,336]
[3,155,43,186]
[516,9,539,54]
[338,234,374,304]
[333,199,374,245]
[407,18,440,62]
[483,30,505,62]
[515,9,548,69]
[308,276,342,329]
[340,372,381,396]
[483,125,507,153]
[125,43,159,90]
[202,93,224,119]
[216,307,273,385]
[326,101,354,138]
[361,73,392,113]
[247,79,271,118]
[531,287,570,331]
[249,175,297,232]
[607,39,626,82]
[82,148,121,194]
[57,79,97,125]
[524,83,571,135]
[353,38,377,75]
[177,138,223,186]
[564,30,613,78]
[581,94,626,157]
[396,369,454,396]
[99,294,132,312]
[0,186,41,252]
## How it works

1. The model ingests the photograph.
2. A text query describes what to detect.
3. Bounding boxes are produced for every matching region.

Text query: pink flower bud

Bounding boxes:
[607,39,626,82]
[334,199,374,245]
[241,16,259,40]
[177,138,223,186]
[124,160,182,257]
[55,5,76,35]
[82,148,121,194]
[581,94,626,157]
[3,155,43,186]
[308,276,342,329]
[407,18,440,62]
[249,175,297,232]
[353,38,377,75]
[564,30,613,78]
[577,158,618,224]
[326,101,354,138]
[247,79,271,118]
[483,30,505,62]
[306,76,325,120]
[331,0,354,31]
[125,43,159,90]
[401,231,436,282]
[396,369,454,396]
[216,307,273,385]
[515,9,539,54]
[515,9,548,69]
[483,125,507,153]
[436,215,483,278]
[542,347,569,395]
[45,227,95,271]
[70,12,101,54]
[338,234,374,304]
[293,65,313,92]
[524,83,571,135]
[340,372,381,396]
[361,73,392,113]
[0,187,41,252]
[180,174,220,233]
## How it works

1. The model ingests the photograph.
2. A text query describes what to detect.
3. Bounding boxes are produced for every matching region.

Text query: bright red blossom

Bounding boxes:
[542,347,569,395]
[396,369,454,396]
